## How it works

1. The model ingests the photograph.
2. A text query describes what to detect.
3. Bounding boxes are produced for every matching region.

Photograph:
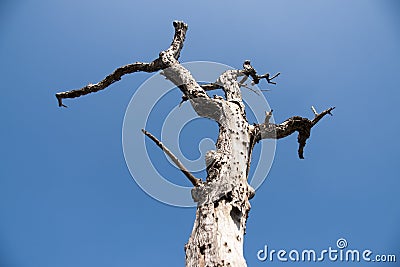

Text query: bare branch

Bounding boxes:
[165,21,188,60]
[178,82,222,105]
[238,75,248,86]
[55,21,189,107]
[141,129,202,187]
[268,72,281,81]
[264,110,273,124]
[312,107,335,125]
[241,60,280,86]
[255,107,335,159]
[311,106,318,116]
[200,83,223,91]
[177,61,277,107]
[55,60,163,107]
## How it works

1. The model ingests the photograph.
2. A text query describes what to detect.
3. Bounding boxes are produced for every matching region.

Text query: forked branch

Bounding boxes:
[255,107,335,159]
[242,60,280,85]
[198,61,280,96]
[312,106,335,125]
[141,129,202,187]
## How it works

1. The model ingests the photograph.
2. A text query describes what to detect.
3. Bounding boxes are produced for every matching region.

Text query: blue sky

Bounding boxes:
[1,0,399,266]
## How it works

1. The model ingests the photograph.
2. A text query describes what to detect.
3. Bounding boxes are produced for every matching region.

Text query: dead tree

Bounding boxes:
[55,21,334,267]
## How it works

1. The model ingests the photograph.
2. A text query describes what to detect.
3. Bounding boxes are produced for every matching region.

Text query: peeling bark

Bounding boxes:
[55,21,334,267]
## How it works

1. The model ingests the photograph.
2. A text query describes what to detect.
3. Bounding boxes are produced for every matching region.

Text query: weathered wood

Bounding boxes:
[141,129,202,187]
[187,70,255,267]
[55,21,334,267]
[55,60,164,107]
[255,107,335,159]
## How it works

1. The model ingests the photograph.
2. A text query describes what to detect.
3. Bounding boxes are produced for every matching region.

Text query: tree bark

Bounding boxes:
[54,21,334,267]
[185,70,255,267]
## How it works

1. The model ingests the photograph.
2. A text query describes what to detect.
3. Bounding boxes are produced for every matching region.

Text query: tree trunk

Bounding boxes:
[186,104,254,266]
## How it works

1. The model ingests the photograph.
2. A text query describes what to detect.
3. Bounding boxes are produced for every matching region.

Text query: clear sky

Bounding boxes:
[1,0,399,266]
